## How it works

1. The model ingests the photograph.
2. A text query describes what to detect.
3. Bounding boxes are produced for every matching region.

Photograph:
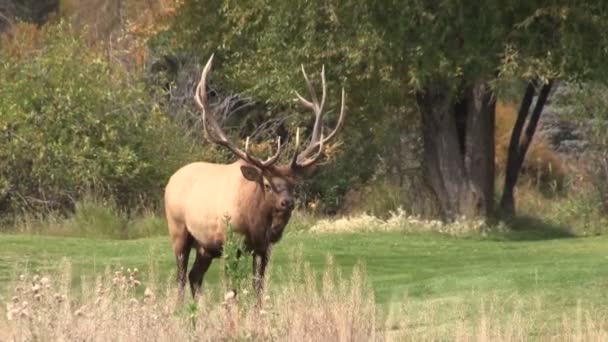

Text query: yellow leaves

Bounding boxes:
[127,4,178,38]
[55,0,183,68]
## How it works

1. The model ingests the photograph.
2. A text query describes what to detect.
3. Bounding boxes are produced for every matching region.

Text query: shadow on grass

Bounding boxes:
[490,214,576,241]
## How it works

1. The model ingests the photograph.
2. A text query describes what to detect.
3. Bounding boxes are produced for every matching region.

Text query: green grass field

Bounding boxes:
[1,229,607,308]
[2,227,608,339]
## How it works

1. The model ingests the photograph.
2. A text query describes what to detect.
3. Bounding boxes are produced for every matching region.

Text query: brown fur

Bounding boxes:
[165,160,297,297]
[166,55,346,299]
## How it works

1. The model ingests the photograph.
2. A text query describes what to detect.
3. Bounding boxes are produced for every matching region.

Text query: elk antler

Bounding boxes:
[292,65,346,169]
[194,55,283,169]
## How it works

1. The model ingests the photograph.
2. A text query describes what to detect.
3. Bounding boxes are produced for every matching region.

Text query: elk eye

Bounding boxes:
[264,183,272,192]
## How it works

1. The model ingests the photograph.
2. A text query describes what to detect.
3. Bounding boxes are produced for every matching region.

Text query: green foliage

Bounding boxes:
[159,0,411,211]
[220,216,251,292]
[380,1,608,91]
[160,0,608,215]
[0,21,197,214]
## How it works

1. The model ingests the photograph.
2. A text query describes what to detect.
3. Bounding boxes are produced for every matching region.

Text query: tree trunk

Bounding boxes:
[417,80,495,221]
[464,82,496,218]
[500,80,553,217]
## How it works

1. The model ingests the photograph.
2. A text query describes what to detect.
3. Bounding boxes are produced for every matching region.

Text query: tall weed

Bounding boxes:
[2,259,607,341]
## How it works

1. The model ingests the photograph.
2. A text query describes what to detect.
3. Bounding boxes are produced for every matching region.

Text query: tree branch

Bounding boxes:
[517,80,554,165]
[507,81,536,166]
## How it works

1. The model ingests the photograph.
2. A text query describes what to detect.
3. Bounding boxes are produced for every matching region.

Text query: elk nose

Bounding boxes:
[281,198,294,210]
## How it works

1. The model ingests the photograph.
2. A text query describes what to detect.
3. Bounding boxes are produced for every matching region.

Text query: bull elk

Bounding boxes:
[164,55,346,298]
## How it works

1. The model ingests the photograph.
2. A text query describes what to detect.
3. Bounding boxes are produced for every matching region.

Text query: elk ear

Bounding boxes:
[240,165,263,182]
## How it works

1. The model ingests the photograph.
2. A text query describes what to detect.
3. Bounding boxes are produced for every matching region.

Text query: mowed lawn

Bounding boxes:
[1,230,607,313]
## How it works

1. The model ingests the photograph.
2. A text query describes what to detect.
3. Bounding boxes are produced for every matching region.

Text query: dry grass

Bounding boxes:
[3,257,606,341]
[0,256,377,341]
[309,208,488,235]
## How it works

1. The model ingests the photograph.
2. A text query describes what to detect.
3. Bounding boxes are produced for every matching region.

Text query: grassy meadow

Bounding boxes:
[1,214,608,340]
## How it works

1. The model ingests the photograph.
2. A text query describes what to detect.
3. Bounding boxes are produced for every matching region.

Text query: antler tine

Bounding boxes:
[308,65,327,144]
[257,137,283,167]
[295,92,314,111]
[320,65,327,116]
[296,132,324,168]
[318,87,346,144]
[291,127,301,167]
[194,55,283,170]
[244,136,282,167]
[300,88,346,165]
[195,54,228,143]
[301,64,319,108]
[296,65,328,159]
[292,65,346,170]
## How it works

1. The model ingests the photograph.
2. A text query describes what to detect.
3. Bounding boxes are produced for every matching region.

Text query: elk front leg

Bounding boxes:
[252,250,269,295]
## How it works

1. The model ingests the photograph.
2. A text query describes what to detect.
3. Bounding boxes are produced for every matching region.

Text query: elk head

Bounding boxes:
[194,55,346,239]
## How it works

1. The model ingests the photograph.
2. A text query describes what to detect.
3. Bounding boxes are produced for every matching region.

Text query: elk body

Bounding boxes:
[164,55,346,298]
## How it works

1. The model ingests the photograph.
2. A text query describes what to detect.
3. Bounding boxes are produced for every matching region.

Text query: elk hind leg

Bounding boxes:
[169,220,192,300]
[189,251,213,298]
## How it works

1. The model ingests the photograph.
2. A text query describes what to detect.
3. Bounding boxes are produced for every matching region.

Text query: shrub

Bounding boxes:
[513,183,608,236]
[220,217,252,293]
[554,82,608,216]
[128,210,168,239]
[4,195,171,238]
[0,21,197,215]
[61,196,128,238]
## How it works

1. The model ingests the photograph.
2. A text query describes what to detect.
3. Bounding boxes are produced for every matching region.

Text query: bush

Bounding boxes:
[220,217,252,293]
[0,21,197,215]
[61,196,128,238]
[555,82,608,215]
[5,195,170,239]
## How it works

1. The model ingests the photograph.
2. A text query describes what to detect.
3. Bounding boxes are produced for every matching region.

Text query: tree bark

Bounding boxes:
[500,80,553,216]
[464,82,496,218]
[417,80,496,221]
